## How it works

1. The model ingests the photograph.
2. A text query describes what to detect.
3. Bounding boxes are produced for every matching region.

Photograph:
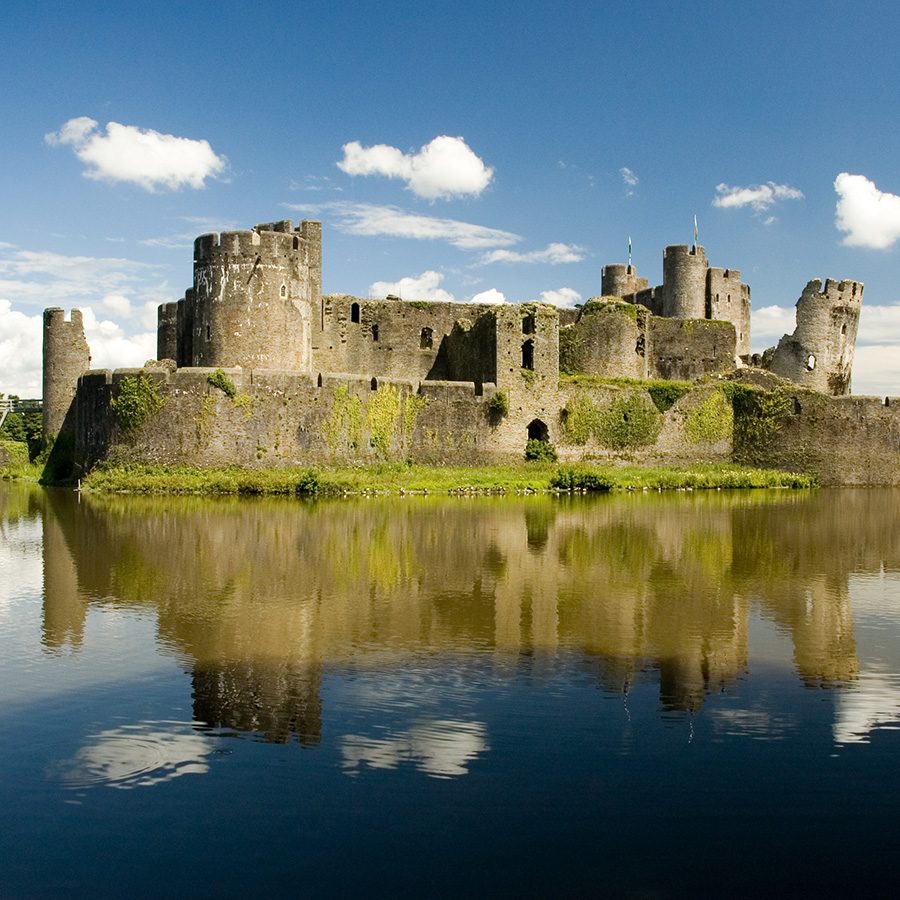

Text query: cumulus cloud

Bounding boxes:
[45,117,227,191]
[290,201,519,250]
[101,293,131,317]
[750,304,798,346]
[79,307,156,369]
[834,173,900,250]
[539,287,582,308]
[0,300,43,397]
[337,135,493,200]
[479,242,585,265]
[470,288,506,305]
[369,271,454,302]
[713,181,804,212]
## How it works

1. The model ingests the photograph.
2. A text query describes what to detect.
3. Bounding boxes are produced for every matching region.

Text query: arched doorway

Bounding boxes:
[527,419,549,442]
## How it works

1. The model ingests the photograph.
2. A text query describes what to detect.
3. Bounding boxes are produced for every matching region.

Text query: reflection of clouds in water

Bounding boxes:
[56,721,212,789]
[0,517,43,619]
[834,672,900,745]
[710,707,793,741]
[342,719,488,778]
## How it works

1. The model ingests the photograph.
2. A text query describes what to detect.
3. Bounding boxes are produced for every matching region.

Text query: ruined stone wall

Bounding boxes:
[662,244,708,319]
[707,268,750,358]
[629,286,664,316]
[767,278,863,395]
[157,302,179,361]
[312,296,497,385]
[601,264,649,298]
[648,318,736,381]
[42,308,91,443]
[559,302,648,380]
[189,220,320,372]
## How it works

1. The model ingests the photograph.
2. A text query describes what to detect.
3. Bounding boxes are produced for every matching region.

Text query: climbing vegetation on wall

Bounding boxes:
[724,383,791,463]
[111,374,165,434]
[596,392,662,449]
[561,394,600,445]
[684,389,734,444]
[323,384,362,453]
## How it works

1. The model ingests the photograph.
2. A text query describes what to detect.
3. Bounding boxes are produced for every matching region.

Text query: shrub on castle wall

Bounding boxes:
[323,384,363,453]
[111,374,165,435]
[684,389,734,444]
[647,381,691,413]
[723,383,791,464]
[207,369,237,398]
[560,394,600,445]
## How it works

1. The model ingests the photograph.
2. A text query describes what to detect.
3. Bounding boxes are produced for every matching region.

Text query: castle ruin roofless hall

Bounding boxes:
[43,219,900,485]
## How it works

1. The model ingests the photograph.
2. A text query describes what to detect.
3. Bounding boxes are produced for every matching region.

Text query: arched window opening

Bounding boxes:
[372,323,379,342]
[351,302,360,324]
[522,339,534,370]
[806,354,816,371]
[293,236,300,250]
[527,419,549,442]
[371,377,378,391]
[841,323,848,335]
[522,314,535,335]
[420,327,433,349]
[280,284,287,298]
[317,373,323,388]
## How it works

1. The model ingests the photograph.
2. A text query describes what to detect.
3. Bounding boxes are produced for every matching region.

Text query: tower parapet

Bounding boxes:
[42,308,91,444]
[189,219,321,371]
[768,278,863,395]
[707,267,751,358]
[662,244,708,319]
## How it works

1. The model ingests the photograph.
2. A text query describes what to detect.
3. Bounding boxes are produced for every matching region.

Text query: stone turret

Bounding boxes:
[662,244,708,319]
[768,278,863,395]
[601,264,649,299]
[707,267,751,358]
[42,308,91,444]
[188,219,321,372]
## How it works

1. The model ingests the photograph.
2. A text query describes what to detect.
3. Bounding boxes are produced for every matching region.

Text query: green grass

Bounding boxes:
[0,440,42,481]
[79,460,814,496]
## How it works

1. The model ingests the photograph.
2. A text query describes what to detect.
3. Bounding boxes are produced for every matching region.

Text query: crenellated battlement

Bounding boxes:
[194,222,321,266]
[804,278,864,303]
[664,244,707,263]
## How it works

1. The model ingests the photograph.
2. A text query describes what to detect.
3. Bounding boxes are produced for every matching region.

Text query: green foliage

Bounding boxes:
[207,368,237,398]
[366,384,402,459]
[524,438,558,462]
[0,440,41,480]
[323,384,363,453]
[551,463,815,492]
[684,389,734,444]
[647,382,691,413]
[558,326,581,375]
[111,374,165,434]
[580,297,639,320]
[596,392,662,450]
[724,383,792,463]
[408,300,431,310]
[520,368,537,386]
[560,394,600,445]
[401,392,429,445]
[487,390,509,423]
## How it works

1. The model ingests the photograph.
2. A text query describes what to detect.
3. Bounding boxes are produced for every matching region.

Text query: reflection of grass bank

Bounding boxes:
[78,461,815,496]
[0,441,41,481]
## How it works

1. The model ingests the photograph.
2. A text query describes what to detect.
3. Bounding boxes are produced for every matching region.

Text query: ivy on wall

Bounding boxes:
[684,389,734,444]
[111,374,165,435]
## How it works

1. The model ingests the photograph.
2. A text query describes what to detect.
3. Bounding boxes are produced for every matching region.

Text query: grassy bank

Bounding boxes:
[0,441,42,481]
[75,461,815,496]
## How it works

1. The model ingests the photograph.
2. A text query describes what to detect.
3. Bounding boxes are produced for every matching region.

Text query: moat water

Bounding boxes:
[3,483,900,897]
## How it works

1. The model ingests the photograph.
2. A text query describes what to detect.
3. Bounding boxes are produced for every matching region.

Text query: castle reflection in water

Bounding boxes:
[22,485,900,743]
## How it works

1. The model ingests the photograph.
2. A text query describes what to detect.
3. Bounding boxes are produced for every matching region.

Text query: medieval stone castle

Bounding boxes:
[42,218,900,484]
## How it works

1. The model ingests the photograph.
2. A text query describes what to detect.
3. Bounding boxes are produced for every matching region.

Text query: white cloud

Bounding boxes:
[0,299,42,397]
[750,304,797,348]
[290,201,519,250]
[849,345,900,397]
[79,306,156,369]
[470,288,506,305]
[101,293,131,317]
[834,173,900,250]
[479,242,585,265]
[45,117,227,191]
[620,166,639,187]
[337,135,493,200]
[369,271,454,302]
[713,181,804,212]
[539,287,582,308]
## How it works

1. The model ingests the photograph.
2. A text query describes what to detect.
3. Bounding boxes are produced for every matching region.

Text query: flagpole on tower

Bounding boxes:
[693,215,699,249]
[628,236,632,269]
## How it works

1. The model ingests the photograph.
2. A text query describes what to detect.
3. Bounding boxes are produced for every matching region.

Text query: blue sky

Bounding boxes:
[2,0,900,396]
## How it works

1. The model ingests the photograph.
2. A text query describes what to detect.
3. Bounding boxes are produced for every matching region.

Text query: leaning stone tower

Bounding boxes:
[42,308,91,444]
[190,219,321,371]
[768,278,863,395]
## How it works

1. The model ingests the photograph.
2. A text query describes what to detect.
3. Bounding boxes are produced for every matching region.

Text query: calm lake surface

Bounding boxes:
[2,483,900,897]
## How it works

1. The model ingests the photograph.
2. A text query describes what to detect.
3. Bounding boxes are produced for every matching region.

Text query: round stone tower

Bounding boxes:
[662,244,708,319]
[768,278,863,395]
[191,220,321,371]
[601,264,648,298]
[42,308,91,443]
